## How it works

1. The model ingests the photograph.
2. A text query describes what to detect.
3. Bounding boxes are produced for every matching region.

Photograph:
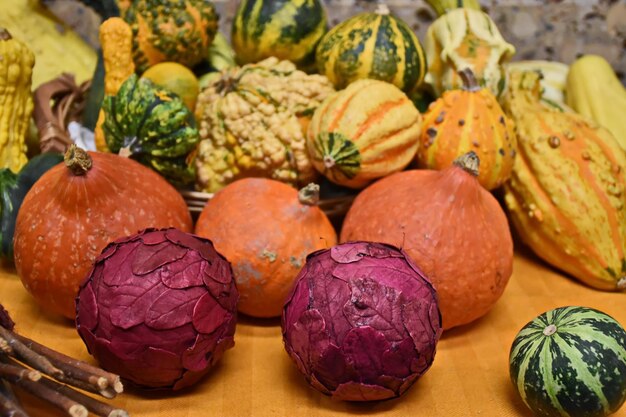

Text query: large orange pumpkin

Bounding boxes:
[14,145,193,318]
[416,69,516,190]
[340,152,513,330]
[194,178,337,318]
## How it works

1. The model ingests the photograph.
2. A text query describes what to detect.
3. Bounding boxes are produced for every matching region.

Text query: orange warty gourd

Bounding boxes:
[194,178,337,318]
[340,152,513,330]
[13,145,193,319]
[416,69,517,190]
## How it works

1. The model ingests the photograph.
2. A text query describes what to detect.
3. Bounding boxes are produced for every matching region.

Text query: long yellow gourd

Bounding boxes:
[0,28,34,173]
[94,17,136,152]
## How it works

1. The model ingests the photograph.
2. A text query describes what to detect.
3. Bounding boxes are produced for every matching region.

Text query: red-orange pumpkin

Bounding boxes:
[340,152,513,330]
[194,178,337,318]
[13,145,193,319]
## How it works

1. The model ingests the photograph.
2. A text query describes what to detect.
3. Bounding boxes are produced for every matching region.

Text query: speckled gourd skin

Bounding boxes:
[315,4,426,93]
[0,29,33,173]
[416,71,516,190]
[124,0,218,73]
[424,8,515,98]
[194,57,335,193]
[503,70,626,291]
[307,78,422,189]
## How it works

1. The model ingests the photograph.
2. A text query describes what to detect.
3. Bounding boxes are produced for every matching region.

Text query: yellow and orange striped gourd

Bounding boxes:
[307,78,422,189]
[416,68,516,190]
[503,70,626,291]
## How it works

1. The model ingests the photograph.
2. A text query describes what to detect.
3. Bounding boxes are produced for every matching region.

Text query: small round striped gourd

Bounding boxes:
[416,69,516,190]
[232,0,327,69]
[315,4,426,93]
[510,306,626,417]
[307,78,422,189]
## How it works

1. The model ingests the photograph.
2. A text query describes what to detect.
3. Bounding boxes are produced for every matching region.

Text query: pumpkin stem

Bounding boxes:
[459,68,481,92]
[542,324,557,336]
[452,151,480,177]
[0,28,11,41]
[375,2,391,15]
[64,144,93,176]
[618,277,626,290]
[298,183,320,206]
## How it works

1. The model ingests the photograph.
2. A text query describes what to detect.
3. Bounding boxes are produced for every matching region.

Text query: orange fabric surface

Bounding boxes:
[1,249,625,417]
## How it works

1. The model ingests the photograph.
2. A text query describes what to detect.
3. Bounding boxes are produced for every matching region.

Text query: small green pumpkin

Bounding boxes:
[0,152,64,260]
[232,0,327,70]
[102,74,199,186]
[315,3,426,92]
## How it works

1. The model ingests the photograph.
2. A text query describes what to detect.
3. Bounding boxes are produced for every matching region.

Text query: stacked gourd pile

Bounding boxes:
[0,0,625,416]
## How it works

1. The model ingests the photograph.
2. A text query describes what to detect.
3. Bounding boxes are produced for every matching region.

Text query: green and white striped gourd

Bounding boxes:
[315,3,426,93]
[231,0,327,70]
[510,306,626,417]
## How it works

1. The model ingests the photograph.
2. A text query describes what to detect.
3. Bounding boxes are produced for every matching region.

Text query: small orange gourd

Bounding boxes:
[416,69,516,190]
[14,145,192,318]
[194,179,337,318]
[340,152,513,330]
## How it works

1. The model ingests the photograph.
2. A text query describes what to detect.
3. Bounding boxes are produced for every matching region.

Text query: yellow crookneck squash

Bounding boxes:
[0,28,34,173]
[503,70,626,291]
[94,17,136,153]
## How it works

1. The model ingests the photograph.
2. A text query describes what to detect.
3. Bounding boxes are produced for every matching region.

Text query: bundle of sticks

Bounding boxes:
[0,304,129,417]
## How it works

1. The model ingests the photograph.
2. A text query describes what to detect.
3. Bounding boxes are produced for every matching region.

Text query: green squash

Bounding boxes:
[231,0,327,70]
[315,3,426,92]
[510,306,626,417]
[102,74,199,187]
[0,152,64,260]
[123,0,219,73]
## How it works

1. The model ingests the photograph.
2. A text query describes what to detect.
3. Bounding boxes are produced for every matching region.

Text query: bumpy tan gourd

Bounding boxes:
[194,57,335,193]
[424,8,515,97]
[94,17,136,153]
[0,28,33,173]
[503,70,626,291]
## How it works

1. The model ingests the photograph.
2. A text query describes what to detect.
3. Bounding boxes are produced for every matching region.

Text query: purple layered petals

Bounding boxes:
[75,228,238,390]
[282,241,441,402]
[160,250,206,288]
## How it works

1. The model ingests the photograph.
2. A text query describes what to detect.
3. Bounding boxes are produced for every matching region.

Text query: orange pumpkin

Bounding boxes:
[194,179,337,318]
[13,145,193,318]
[416,69,516,190]
[340,152,513,330]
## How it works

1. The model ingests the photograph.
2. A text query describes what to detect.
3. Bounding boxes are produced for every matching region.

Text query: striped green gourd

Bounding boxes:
[315,3,426,93]
[231,0,327,70]
[510,306,626,417]
[102,74,200,187]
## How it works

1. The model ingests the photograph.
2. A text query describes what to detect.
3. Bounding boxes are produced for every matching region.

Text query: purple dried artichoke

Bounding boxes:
[75,228,238,391]
[0,303,14,330]
[282,241,442,402]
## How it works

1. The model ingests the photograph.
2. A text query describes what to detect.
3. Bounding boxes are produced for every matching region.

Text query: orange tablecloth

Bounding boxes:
[1,249,625,417]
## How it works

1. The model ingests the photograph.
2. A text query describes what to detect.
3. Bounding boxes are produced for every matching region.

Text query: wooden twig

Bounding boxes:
[0,379,28,417]
[12,332,123,395]
[9,377,88,417]
[38,377,129,417]
[0,328,61,378]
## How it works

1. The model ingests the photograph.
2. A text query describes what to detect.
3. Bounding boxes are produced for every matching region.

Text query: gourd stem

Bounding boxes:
[0,28,11,41]
[375,2,390,15]
[543,324,557,336]
[618,277,626,290]
[298,183,320,206]
[459,68,481,92]
[64,145,93,176]
[452,151,480,177]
